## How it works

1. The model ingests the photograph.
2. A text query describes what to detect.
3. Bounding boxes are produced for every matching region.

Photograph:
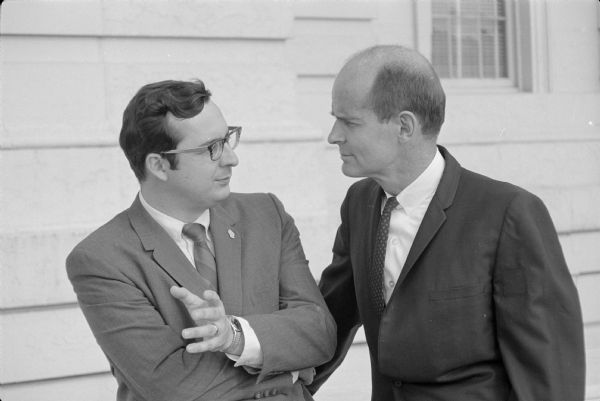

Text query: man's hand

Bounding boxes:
[170,286,234,353]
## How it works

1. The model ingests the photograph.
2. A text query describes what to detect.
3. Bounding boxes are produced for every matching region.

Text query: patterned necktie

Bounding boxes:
[370,196,399,315]
[182,223,218,291]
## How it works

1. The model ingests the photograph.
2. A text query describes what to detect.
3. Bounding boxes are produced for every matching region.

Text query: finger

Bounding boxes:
[185,333,228,353]
[190,306,224,322]
[182,323,220,340]
[170,286,207,308]
[202,290,223,307]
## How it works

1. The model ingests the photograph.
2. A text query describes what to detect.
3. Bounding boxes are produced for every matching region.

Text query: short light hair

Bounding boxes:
[352,45,446,135]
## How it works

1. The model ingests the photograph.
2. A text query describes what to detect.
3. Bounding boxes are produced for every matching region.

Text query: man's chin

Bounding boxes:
[220,186,231,197]
[341,163,362,178]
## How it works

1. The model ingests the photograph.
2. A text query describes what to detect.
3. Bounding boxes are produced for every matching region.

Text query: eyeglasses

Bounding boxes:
[161,126,241,161]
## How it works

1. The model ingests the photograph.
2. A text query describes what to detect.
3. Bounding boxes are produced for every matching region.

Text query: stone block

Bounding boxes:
[587,324,600,349]
[445,142,600,190]
[588,347,600,401]
[293,1,375,19]
[316,343,372,401]
[560,231,600,275]
[287,19,374,76]
[0,306,109,383]
[1,35,101,63]
[0,147,125,229]
[0,0,292,39]
[0,0,103,36]
[442,94,600,143]
[575,273,600,324]
[103,0,292,39]
[1,61,109,146]
[295,76,334,138]
[547,1,600,93]
[101,39,306,142]
[538,186,600,233]
[0,227,90,308]
[374,0,416,46]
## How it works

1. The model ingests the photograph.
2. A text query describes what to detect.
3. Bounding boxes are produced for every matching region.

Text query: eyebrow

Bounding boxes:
[331,112,361,124]
[196,128,230,147]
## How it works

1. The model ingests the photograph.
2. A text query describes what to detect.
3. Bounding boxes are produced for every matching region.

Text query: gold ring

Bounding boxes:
[210,323,219,336]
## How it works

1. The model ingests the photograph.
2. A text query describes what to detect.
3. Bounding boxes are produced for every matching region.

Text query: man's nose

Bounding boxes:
[220,143,239,167]
[328,121,344,144]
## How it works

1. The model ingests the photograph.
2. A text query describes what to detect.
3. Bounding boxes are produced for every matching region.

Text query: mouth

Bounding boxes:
[215,175,231,183]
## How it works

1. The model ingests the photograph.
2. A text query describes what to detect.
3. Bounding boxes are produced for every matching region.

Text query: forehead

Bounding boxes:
[166,100,227,145]
[332,65,375,116]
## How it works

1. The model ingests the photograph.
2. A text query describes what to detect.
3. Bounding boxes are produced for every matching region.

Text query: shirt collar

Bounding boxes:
[138,191,211,241]
[385,149,445,213]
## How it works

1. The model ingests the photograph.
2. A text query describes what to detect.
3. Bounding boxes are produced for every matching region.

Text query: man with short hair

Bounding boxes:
[67,79,336,401]
[311,45,585,401]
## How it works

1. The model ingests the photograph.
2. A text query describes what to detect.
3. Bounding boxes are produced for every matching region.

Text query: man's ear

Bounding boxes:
[145,153,169,181]
[391,111,418,141]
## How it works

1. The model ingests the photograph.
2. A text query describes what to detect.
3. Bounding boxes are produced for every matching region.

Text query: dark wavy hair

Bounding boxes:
[119,79,212,181]
[357,45,446,135]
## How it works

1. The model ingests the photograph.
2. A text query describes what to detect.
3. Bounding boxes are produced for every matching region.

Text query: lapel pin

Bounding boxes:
[227,229,236,239]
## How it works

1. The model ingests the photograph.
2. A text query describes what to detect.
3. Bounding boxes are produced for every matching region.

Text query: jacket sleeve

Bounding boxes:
[493,191,585,401]
[66,247,297,401]
[243,193,337,383]
[308,191,362,394]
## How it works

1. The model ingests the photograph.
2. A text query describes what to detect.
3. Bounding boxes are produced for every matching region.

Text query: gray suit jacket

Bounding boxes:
[67,193,336,401]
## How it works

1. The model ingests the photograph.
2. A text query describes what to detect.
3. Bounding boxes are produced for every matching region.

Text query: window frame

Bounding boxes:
[415,0,548,93]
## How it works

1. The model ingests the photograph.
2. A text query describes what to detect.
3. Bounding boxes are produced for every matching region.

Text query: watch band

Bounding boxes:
[224,315,243,354]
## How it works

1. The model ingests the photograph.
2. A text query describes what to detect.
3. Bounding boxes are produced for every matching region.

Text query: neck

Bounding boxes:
[140,185,207,223]
[375,144,437,195]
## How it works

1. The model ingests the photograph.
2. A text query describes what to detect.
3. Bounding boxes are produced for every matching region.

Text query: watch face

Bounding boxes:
[230,316,241,332]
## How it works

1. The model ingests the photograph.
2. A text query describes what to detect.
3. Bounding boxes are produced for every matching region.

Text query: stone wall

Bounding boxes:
[1,1,599,399]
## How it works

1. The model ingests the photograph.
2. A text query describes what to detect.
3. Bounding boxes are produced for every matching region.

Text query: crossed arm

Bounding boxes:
[169,287,243,355]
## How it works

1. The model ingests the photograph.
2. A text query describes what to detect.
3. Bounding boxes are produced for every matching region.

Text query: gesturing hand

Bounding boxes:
[170,286,234,353]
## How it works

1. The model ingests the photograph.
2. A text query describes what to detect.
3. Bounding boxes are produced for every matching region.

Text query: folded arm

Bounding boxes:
[67,249,295,401]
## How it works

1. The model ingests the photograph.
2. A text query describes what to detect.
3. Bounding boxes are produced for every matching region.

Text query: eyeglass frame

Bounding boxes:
[160,126,242,161]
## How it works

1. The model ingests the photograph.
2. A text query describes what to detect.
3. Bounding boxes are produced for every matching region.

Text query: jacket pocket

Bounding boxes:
[429,282,485,301]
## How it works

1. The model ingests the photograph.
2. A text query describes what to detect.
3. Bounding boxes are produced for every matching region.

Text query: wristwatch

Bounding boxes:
[224,315,243,354]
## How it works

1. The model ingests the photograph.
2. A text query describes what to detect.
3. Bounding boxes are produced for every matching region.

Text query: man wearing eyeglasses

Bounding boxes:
[66,79,336,401]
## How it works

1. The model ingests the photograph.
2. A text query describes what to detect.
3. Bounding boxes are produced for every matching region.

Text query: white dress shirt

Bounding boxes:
[382,150,445,303]
[138,192,263,369]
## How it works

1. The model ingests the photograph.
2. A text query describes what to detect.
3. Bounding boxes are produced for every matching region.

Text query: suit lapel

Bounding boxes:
[210,203,243,316]
[395,146,461,288]
[127,196,213,297]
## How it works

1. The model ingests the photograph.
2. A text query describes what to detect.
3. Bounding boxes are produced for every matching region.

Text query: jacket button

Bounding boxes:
[254,392,263,399]
[394,380,403,387]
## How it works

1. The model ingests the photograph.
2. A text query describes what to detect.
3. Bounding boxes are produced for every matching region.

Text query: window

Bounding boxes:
[432,0,508,79]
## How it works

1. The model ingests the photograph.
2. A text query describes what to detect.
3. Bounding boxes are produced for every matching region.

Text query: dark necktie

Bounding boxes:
[370,196,399,315]
[182,223,218,291]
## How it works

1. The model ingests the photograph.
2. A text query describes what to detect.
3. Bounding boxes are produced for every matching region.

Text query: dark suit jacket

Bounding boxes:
[311,146,585,401]
[67,193,336,401]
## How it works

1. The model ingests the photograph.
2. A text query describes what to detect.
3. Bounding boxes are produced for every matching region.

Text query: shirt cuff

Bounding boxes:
[291,370,299,383]
[225,316,263,369]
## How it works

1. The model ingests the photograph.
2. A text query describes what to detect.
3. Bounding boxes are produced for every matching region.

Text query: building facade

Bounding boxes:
[1,0,599,399]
